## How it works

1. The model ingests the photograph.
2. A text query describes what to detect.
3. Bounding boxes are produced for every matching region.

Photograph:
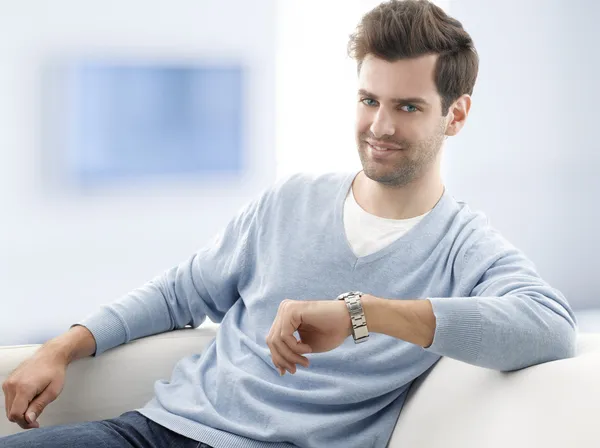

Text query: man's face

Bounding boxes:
[356,54,449,188]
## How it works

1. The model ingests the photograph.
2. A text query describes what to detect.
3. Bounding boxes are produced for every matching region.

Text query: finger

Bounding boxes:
[25,418,39,429]
[25,383,60,423]
[26,384,58,427]
[267,338,290,375]
[280,335,311,366]
[3,383,14,421]
[17,418,38,429]
[281,317,312,356]
[293,339,313,355]
[266,317,286,373]
[281,332,312,356]
[22,413,39,429]
[273,339,309,374]
[271,351,292,376]
[279,314,311,371]
[269,334,295,374]
[269,318,297,374]
[9,388,34,428]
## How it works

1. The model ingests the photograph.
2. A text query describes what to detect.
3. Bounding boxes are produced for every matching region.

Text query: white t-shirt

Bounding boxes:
[343,187,430,258]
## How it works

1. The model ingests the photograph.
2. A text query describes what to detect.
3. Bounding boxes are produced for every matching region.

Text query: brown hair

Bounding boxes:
[348,0,478,115]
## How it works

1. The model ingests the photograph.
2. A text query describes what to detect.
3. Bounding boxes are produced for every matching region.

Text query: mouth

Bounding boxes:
[366,141,402,155]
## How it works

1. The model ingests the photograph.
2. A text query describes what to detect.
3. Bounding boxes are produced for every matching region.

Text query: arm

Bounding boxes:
[3,221,252,427]
[2,325,96,429]
[267,234,577,375]
[76,193,265,357]
[361,295,436,348]
[364,244,577,372]
[3,192,267,428]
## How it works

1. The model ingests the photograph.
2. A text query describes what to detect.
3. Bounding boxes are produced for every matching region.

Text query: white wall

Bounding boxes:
[0,0,277,345]
[446,0,599,310]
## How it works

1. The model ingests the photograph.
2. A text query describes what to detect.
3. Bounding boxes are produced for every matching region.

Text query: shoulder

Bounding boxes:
[449,199,535,286]
[262,171,355,206]
[454,202,517,259]
[272,171,354,194]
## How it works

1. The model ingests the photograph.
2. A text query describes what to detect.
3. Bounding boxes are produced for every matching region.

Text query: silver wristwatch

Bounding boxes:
[337,291,369,344]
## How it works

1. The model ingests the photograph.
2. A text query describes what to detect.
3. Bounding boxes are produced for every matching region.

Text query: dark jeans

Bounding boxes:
[0,411,213,448]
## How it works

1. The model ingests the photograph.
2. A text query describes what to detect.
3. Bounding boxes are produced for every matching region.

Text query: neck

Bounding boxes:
[352,168,444,220]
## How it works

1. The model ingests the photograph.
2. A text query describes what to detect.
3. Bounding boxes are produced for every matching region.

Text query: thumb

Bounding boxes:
[25,387,57,424]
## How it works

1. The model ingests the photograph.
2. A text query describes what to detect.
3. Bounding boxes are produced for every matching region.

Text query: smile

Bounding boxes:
[367,142,402,155]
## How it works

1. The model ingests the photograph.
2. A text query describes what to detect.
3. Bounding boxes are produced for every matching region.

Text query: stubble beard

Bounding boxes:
[357,124,446,188]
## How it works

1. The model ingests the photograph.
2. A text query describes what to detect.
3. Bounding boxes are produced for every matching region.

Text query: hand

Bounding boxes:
[2,345,68,429]
[266,299,352,375]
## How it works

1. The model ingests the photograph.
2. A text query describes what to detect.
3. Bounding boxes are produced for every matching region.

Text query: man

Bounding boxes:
[1,1,577,447]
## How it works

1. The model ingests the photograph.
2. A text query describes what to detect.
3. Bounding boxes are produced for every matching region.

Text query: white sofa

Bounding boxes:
[1,326,600,447]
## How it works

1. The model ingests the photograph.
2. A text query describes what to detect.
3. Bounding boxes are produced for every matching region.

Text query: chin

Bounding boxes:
[359,156,418,187]
[362,167,408,187]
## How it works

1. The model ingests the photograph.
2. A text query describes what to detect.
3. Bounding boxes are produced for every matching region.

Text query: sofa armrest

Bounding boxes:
[0,325,218,437]
[388,333,600,448]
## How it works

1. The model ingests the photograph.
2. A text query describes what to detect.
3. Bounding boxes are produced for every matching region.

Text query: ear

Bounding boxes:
[445,94,471,137]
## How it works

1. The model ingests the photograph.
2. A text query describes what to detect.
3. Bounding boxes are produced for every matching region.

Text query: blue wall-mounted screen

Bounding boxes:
[63,62,244,184]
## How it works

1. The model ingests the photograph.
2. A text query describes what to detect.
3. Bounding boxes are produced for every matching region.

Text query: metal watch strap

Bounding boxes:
[337,291,369,344]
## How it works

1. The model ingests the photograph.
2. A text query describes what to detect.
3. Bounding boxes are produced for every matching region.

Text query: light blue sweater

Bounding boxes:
[78,171,577,448]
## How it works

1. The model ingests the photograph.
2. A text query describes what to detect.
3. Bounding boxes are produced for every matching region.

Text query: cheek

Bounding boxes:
[355,107,372,133]
[400,118,433,141]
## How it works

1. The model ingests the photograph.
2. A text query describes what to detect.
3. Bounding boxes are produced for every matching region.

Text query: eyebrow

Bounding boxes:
[358,89,430,107]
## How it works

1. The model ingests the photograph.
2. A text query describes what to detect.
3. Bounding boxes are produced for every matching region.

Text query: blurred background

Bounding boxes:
[1,0,598,346]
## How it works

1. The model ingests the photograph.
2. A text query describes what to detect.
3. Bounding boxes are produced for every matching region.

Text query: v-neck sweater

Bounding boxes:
[78,171,577,448]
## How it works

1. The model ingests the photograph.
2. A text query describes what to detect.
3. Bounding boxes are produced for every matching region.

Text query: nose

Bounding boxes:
[369,108,395,138]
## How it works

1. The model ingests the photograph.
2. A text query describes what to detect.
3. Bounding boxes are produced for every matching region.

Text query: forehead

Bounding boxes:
[358,54,439,103]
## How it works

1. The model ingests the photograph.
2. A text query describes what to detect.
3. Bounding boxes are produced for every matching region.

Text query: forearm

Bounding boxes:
[77,276,207,356]
[76,249,243,356]
[71,187,261,356]
[429,294,576,371]
[361,294,436,348]
[361,292,576,372]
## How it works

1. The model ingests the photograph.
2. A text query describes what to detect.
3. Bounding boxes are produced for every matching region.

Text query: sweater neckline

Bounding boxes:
[334,170,454,267]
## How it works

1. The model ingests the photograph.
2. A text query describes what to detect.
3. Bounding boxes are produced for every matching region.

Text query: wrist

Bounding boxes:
[40,338,73,365]
[339,300,353,337]
[338,291,370,343]
[360,293,380,333]
[45,325,96,364]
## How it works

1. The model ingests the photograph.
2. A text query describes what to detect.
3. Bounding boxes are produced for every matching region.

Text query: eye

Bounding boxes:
[400,104,418,113]
[360,98,379,107]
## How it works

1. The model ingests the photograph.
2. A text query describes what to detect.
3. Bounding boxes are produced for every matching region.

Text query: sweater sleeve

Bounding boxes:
[74,192,266,356]
[424,231,578,372]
